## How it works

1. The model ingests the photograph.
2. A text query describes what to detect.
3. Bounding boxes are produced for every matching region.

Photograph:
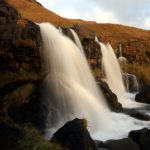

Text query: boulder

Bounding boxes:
[123,108,150,121]
[104,138,140,150]
[129,128,150,150]
[51,118,97,150]
[97,80,122,112]
[135,88,150,104]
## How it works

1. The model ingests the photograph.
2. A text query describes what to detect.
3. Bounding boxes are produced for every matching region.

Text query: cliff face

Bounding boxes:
[0,1,42,127]
[0,1,41,73]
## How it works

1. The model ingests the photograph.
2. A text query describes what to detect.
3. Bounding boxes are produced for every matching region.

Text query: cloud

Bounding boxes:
[37,0,150,29]
[91,0,150,29]
[91,8,119,23]
[144,17,150,28]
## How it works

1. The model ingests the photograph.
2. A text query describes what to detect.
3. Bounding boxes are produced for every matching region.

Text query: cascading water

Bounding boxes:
[58,26,62,33]
[39,23,109,137]
[93,38,150,140]
[96,41,126,101]
[106,43,126,98]
[70,28,84,53]
[123,73,139,93]
[118,43,127,62]
[39,24,150,141]
[119,43,123,57]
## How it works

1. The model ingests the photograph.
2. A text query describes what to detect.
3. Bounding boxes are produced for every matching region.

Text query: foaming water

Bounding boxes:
[39,23,109,137]
[70,28,84,53]
[92,92,150,141]
[92,112,150,141]
[39,24,150,140]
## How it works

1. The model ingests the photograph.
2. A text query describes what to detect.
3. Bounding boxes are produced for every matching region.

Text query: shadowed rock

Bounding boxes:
[0,1,43,128]
[129,128,150,150]
[135,88,150,104]
[104,138,140,150]
[97,80,122,112]
[51,118,97,150]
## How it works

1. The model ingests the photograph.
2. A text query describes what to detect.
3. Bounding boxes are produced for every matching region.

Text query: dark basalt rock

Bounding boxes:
[123,108,150,121]
[129,128,150,150]
[135,88,150,104]
[104,138,140,150]
[51,118,97,150]
[97,80,122,112]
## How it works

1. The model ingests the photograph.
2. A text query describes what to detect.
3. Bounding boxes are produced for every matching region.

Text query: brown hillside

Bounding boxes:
[7,0,74,26]
[79,23,150,47]
[7,0,150,39]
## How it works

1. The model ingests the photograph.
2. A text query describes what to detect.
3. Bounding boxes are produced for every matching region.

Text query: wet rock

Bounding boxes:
[104,138,140,150]
[123,108,150,121]
[97,80,122,112]
[129,128,150,150]
[94,140,105,148]
[135,88,150,104]
[51,118,97,150]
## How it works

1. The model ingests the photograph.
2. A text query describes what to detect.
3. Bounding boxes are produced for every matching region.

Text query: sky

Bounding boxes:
[37,0,150,30]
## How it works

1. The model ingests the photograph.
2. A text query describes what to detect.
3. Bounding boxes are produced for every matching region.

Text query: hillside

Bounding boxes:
[7,0,150,36]
[7,0,94,27]
[7,0,150,64]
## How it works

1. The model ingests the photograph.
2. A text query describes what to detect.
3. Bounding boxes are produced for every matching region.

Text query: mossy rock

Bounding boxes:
[1,83,35,119]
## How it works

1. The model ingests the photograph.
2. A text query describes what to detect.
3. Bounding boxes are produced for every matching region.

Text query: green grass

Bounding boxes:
[12,123,62,150]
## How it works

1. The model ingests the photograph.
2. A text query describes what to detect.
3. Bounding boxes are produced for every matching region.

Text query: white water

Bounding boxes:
[39,24,150,141]
[119,43,123,57]
[92,112,150,140]
[58,27,62,33]
[123,73,139,93]
[118,44,127,62]
[39,23,109,137]
[70,28,84,53]
[100,43,126,101]
[95,37,126,100]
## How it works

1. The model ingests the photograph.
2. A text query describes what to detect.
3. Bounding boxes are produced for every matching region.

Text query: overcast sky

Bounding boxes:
[37,0,150,30]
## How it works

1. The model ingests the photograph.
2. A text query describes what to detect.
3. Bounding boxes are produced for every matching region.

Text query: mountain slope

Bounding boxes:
[7,0,150,38]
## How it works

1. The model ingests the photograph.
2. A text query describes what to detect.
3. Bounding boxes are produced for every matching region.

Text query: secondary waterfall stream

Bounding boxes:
[39,24,150,140]
[123,73,139,93]
[95,39,126,102]
[70,28,84,53]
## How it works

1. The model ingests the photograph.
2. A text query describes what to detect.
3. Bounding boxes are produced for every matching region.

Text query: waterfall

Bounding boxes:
[39,24,150,141]
[119,43,123,57]
[70,28,84,53]
[58,27,62,33]
[123,73,139,93]
[95,38,126,101]
[39,23,109,137]
[118,43,127,62]
[102,43,126,99]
